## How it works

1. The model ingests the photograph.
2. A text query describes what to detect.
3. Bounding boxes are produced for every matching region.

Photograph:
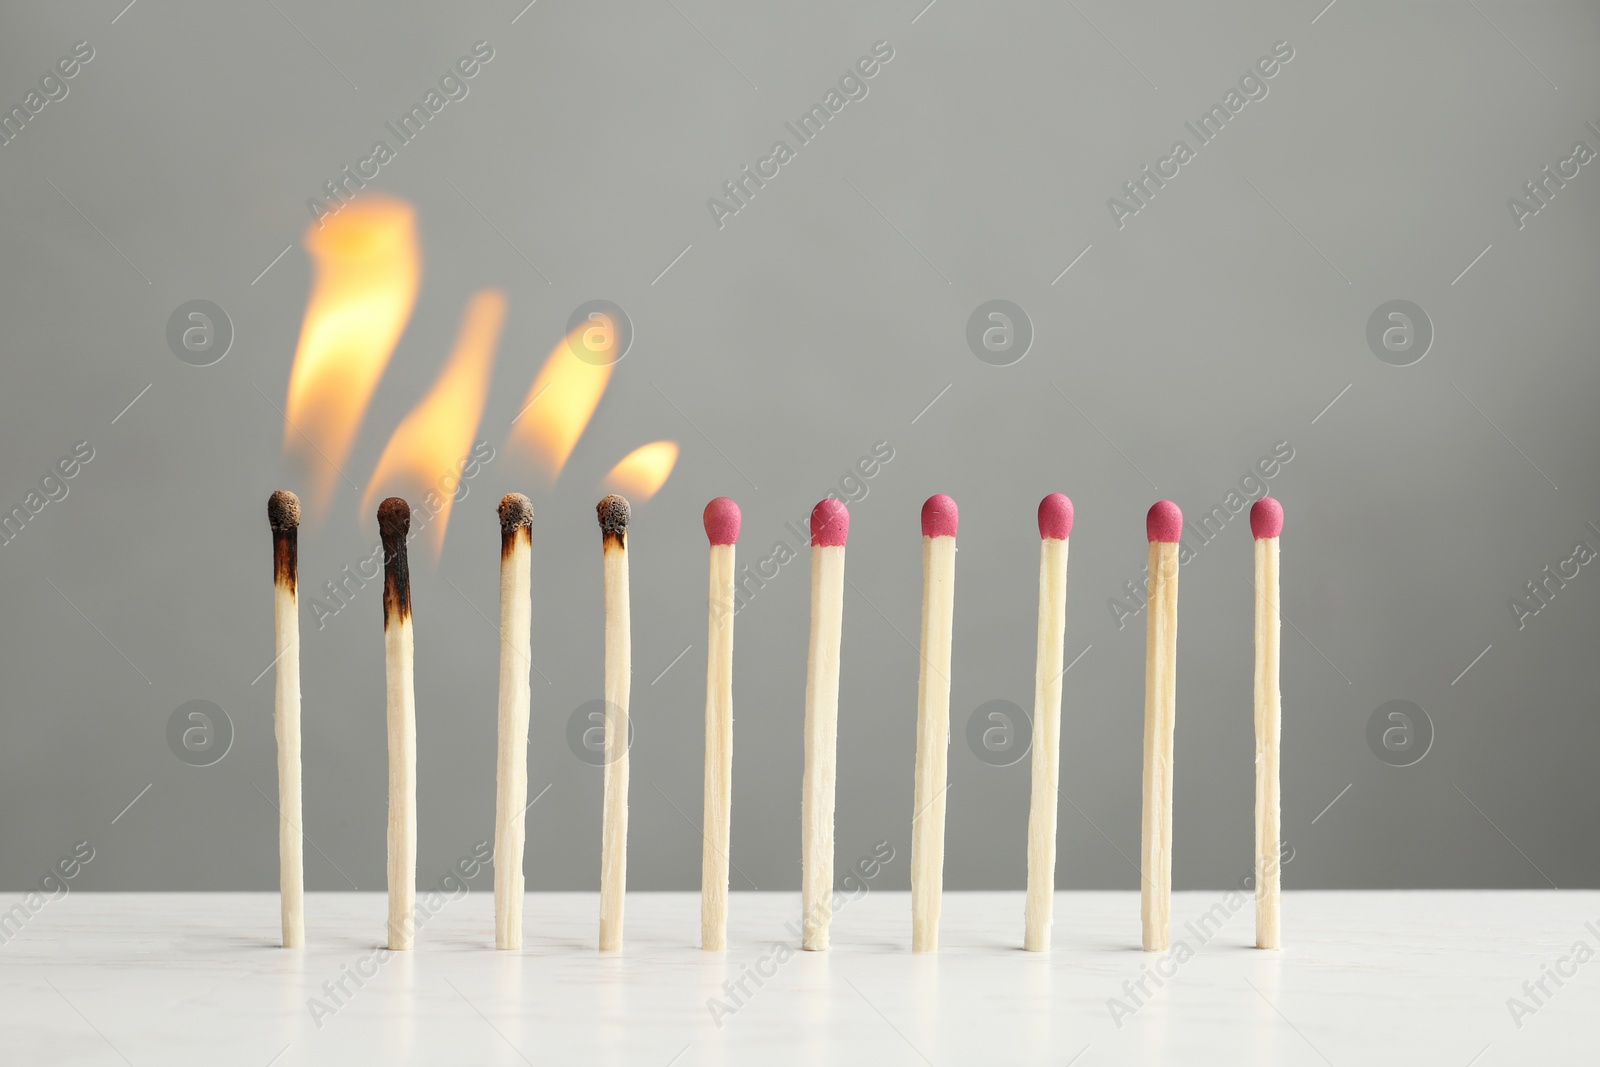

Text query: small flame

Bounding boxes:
[507,327,615,480]
[360,289,507,558]
[284,195,421,510]
[603,441,679,502]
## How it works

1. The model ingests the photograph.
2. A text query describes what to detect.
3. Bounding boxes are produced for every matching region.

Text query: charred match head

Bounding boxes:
[268,490,301,532]
[378,497,412,625]
[268,490,300,590]
[1250,497,1284,540]
[597,494,631,549]
[1146,500,1183,543]
[810,498,849,547]
[703,497,741,546]
[499,493,534,558]
[920,494,959,539]
[1038,493,1074,541]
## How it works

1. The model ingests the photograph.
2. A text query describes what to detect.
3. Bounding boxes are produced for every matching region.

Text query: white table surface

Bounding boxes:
[0,890,1591,1065]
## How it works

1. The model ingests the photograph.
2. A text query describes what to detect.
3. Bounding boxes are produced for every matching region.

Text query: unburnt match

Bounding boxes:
[597,494,632,952]
[1251,496,1284,950]
[912,493,958,953]
[378,497,417,951]
[494,493,534,950]
[700,497,740,952]
[1024,493,1073,952]
[267,490,304,949]
[1141,500,1182,952]
[801,498,848,951]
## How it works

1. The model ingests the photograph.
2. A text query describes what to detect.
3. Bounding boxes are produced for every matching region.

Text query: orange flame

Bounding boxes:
[603,441,679,502]
[360,289,507,558]
[284,195,421,510]
[507,327,615,480]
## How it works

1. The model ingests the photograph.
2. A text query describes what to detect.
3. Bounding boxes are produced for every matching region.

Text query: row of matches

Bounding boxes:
[264,489,1287,954]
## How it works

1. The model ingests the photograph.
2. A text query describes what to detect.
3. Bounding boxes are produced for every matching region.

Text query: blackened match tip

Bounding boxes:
[597,494,631,535]
[268,490,301,532]
[499,493,534,532]
[378,497,411,542]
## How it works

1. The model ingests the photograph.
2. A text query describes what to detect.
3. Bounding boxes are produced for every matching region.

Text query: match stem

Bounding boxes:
[494,525,533,950]
[801,543,846,951]
[271,529,304,948]
[1254,536,1282,949]
[1141,540,1179,951]
[1024,535,1069,952]
[701,542,735,951]
[912,534,956,953]
[599,537,631,952]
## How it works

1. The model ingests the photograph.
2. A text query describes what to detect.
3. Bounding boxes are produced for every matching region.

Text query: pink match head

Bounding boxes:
[920,494,959,538]
[703,497,741,545]
[1250,497,1284,539]
[810,498,850,547]
[1146,500,1183,543]
[1038,493,1074,540]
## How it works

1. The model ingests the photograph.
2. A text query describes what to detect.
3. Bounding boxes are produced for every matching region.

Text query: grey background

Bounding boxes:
[0,0,1595,894]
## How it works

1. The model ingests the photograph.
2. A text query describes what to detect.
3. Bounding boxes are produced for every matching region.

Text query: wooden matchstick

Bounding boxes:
[494,494,534,950]
[1251,497,1284,949]
[912,494,958,953]
[597,494,632,952]
[801,498,849,951]
[1024,493,1073,952]
[1141,501,1182,951]
[701,497,740,951]
[267,491,304,948]
[378,497,417,951]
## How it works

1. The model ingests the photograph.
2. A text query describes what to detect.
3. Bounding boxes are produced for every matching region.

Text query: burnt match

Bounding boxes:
[494,493,534,950]
[378,497,417,951]
[267,490,304,948]
[597,493,632,952]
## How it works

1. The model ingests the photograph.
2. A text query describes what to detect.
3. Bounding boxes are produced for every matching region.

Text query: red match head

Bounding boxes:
[1038,493,1073,540]
[703,497,741,545]
[1146,500,1183,543]
[810,498,850,547]
[920,494,959,538]
[1250,497,1284,539]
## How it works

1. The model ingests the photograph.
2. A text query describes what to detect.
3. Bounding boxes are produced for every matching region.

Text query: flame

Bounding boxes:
[284,195,421,510]
[507,326,614,480]
[603,441,679,502]
[360,289,507,558]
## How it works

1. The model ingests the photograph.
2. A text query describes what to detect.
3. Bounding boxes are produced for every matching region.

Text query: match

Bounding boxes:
[912,493,958,953]
[801,498,849,951]
[700,497,740,951]
[267,490,304,949]
[597,494,632,952]
[1024,493,1073,952]
[494,493,534,950]
[1251,496,1284,950]
[378,497,417,951]
[1141,500,1182,951]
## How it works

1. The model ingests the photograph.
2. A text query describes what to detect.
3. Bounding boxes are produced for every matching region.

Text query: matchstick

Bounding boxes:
[1251,497,1284,949]
[597,494,632,952]
[912,493,958,954]
[267,491,304,949]
[801,498,849,951]
[494,494,534,950]
[1141,501,1182,951]
[701,497,741,951]
[1024,493,1073,952]
[378,497,417,951]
